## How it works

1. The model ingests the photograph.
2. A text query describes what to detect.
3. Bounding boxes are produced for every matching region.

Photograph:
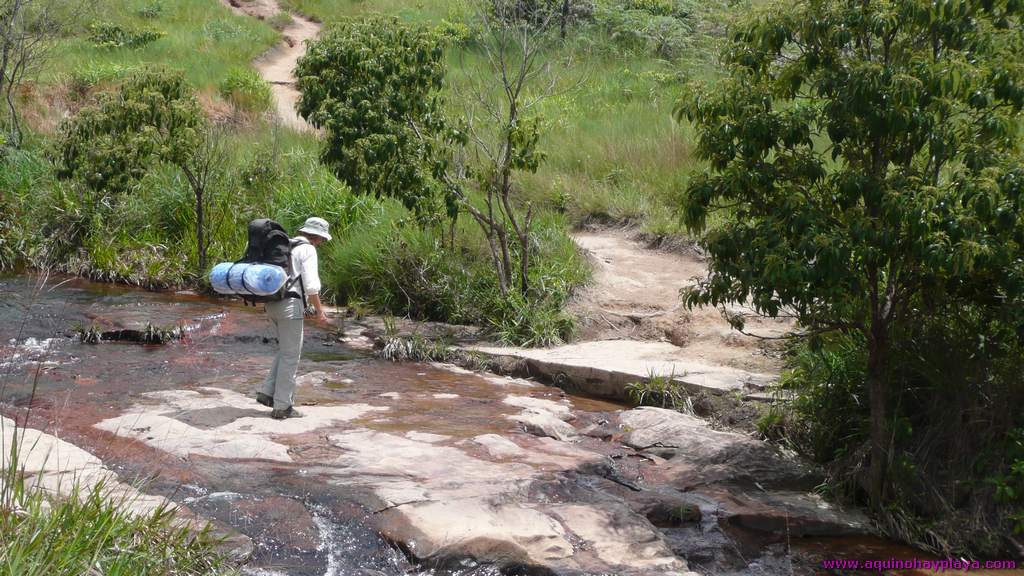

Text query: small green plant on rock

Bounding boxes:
[626,369,692,411]
[75,323,102,344]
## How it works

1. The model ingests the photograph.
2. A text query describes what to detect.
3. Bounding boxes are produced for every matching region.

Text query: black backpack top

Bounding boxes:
[238,219,307,306]
[241,219,292,269]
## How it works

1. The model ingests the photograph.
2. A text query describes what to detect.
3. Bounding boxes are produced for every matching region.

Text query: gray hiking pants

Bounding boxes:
[260,297,304,409]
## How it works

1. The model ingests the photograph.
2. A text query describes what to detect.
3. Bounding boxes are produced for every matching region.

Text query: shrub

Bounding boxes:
[202,19,251,42]
[88,22,164,49]
[1,429,232,575]
[136,1,164,19]
[768,335,869,464]
[624,0,683,17]
[295,17,450,218]
[325,209,586,347]
[491,0,595,29]
[435,19,476,46]
[989,428,1024,535]
[626,369,692,410]
[594,4,692,59]
[218,67,272,115]
[768,309,1024,556]
[54,69,204,196]
[65,62,140,95]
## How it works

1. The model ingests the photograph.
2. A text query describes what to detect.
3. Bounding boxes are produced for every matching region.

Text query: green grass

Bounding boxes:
[50,0,278,91]
[279,0,463,23]
[1,427,234,575]
[324,205,589,345]
[276,0,718,238]
[4,0,740,341]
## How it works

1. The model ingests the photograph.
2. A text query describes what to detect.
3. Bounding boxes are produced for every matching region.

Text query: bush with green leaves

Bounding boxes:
[219,67,272,115]
[325,210,586,346]
[760,335,868,463]
[490,0,596,30]
[624,0,684,17]
[295,17,451,219]
[435,18,476,46]
[88,22,164,49]
[65,62,140,95]
[136,1,164,19]
[592,1,694,59]
[989,429,1024,535]
[53,69,231,277]
[767,308,1024,556]
[54,68,203,196]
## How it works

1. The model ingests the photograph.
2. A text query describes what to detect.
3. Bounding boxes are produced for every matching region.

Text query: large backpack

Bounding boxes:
[238,219,307,307]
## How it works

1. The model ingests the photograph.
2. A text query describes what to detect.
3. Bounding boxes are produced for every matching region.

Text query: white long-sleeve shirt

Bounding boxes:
[290,241,321,295]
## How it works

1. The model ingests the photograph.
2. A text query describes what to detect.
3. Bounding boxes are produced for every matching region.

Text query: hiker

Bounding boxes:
[256,216,332,419]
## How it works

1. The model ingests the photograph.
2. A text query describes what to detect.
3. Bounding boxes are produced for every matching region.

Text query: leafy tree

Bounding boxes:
[54,69,221,273]
[295,18,451,220]
[677,0,1024,506]
[442,0,562,298]
[55,70,203,195]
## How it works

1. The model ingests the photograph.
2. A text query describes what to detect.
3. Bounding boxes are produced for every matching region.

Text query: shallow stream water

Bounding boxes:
[0,274,515,575]
[1,273,964,576]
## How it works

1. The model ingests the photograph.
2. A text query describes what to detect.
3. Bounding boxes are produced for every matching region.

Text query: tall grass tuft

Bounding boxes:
[0,424,235,575]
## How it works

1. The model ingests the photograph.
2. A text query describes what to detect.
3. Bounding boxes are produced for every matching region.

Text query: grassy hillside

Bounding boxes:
[51,0,278,89]
[281,0,726,236]
[1,0,735,344]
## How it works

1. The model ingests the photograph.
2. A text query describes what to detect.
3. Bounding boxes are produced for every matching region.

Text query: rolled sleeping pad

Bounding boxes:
[209,262,288,296]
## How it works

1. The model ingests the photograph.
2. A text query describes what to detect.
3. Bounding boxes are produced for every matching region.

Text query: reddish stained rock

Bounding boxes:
[702,487,872,539]
[618,407,820,491]
[233,496,320,551]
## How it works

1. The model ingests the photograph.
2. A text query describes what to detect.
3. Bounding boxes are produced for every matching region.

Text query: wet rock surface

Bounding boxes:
[0,275,904,575]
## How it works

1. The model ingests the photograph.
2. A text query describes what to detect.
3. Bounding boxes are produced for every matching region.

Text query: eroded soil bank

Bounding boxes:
[1,275,928,575]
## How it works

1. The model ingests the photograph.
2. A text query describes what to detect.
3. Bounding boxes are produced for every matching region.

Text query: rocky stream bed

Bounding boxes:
[0,275,932,575]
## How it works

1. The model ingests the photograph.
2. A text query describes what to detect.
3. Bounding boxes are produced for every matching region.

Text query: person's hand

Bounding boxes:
[316,311,330,324]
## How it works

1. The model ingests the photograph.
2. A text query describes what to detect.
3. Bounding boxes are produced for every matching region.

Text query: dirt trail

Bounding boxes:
[220,0,319,131]
[570,230,793,374]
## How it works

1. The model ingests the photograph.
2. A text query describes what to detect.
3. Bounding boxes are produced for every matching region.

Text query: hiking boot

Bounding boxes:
[270,406,302,420]
[256,393,273,408]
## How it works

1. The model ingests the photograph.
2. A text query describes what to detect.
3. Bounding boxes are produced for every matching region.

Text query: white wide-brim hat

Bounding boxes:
[298,216,332,241]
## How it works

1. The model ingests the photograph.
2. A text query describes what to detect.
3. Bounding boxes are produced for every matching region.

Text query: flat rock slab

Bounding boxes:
[1,416,174,518]
[710,488,873,538]
[472,340,775,400]
[91,386,695,575]
[95,388,386,462]
[619,407,820,491]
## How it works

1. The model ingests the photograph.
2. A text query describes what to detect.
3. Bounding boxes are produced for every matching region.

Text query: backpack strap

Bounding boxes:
[224,262,239,292]
[289,236,311,310]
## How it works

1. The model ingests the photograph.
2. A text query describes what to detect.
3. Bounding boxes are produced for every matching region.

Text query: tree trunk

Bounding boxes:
[195,191,206,274]
[518,205,532,297]
[560,0,569,38]
[495,220,514,291]
[866,325,889,508]
[519,234,529,297]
